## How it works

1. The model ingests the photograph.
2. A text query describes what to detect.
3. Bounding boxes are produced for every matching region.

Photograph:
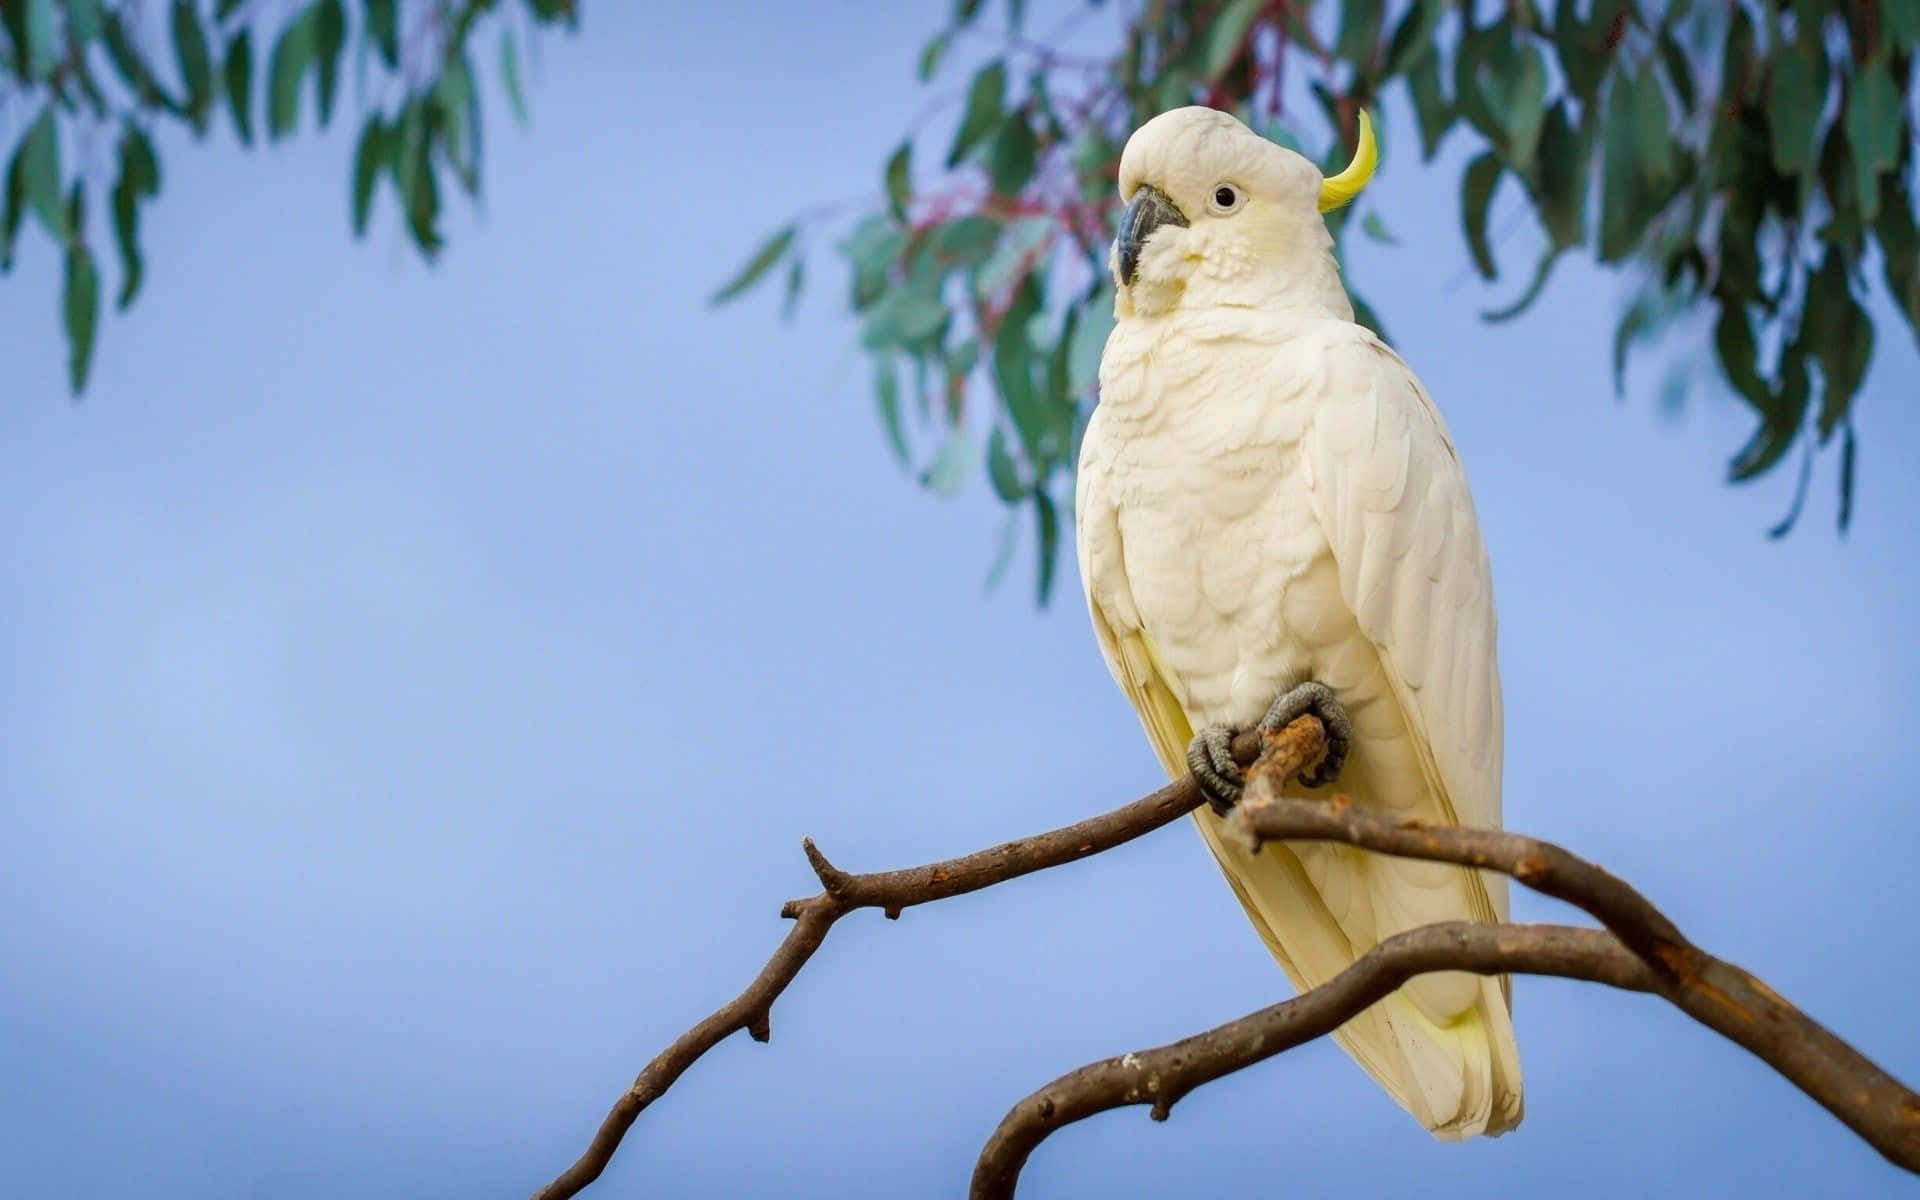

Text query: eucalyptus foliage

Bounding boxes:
[1,0,574,392]
[717,0,1919,601]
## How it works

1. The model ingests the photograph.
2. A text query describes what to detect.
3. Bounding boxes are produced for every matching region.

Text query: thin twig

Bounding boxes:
[528,723,1316,1200]
[966,726,1920,1195]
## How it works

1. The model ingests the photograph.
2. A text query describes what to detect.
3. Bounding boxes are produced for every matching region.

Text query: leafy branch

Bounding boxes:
[531,714,1920,1198]
[715,0,1920,598]
[0,0,577,393]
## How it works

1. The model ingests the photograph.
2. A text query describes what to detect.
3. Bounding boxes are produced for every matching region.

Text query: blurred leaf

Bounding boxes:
[1383,0,1443,76]
[1766,36,1825,175]
[267,4,319,138]
[19,0,56,80]
[711,225,796,305]
[367,0,399,67]
[315,0,346,126]
[1878,176,1920,339]
[14,108,66,242]
[920,428,976,495]
[1460,151,1501,279]
[1360,212,1397,245]
[948,60,1007,166]
[1805,249,1871,441]
[1598,74,1640,262]
[1405,53,1454,159]
[1067,282,1113,397]
[883,142,912,223]
[436,51,478,189]
[1713,302,1770,413]
[1843,61,1900,220]
[1203,0,1263,78]
[110,124,160,308]
[1766,440,1814,538]
[929,214,999,266]
[982,509,1018,591]
[985,115,1037,195]
[975,214,1051,299]
[171,0,215,128]
[65,0,104,44]
[875,356,909,466]
[63,234,101,393]
[917,30,950,81]
[1729,339,1805,481]
[1529,102,1588,247]
[986,426,1028,501]
[351,115,389,234]
[501,29,529,126]
[1032,489,1059,604]
[1482,249,1560,323]
[223,30,254,144]
[1839,424,1857,532]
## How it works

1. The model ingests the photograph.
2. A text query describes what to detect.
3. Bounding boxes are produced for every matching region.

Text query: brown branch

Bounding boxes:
[972,922,1652,1197]
[529,721,1325,1200]
[969,725,1920,1196]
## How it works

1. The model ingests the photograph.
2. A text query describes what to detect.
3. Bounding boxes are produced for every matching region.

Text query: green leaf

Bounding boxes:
[1728,340,1806,481]
[1529,101,1588,247]
[223,30,254,144]
[974,214,1051,299]
[1883,0,1920,47]
[367,0,399,67]
[500,28,529,126]
[315,0,346,127]
[985,115,1037,194]
[15,109,66,242]
[1405,53,1454,159]
[986,426,1028,501]
[1843,61,1900,220]
[1712,302,1770,413]
[1765,441,1814,538]
[63,236,101,393]
[920,428,976,495]
[884,141,912,222]
[1360,212,1397,245]
[1383,0,1442,76]
[1804,249,1871,441]
[1877,176,1920,341]
[436,51,478,190]
[65,0,104,44]
[1460,151,1501,280]
[1553,0,1607,101]
[1598,74,1640,262]
[928,215,999,266]
[917,30,950,81]
[982,509,1018,592]
[711,225,796,305]
[875,356,909,466]
[21,0,56,80]
[1766,36,1825,175]
[109,124,159,308]
[171,0,215,128]
[1202,0,1263,78]
[1838,423,1857,532]
[267,5,318,138]
[102,11,175,108]
[1482,249,1560,323]
[351,116,389,234]
[947,60,1006,167]
[1611,292,1654,396]
[1502,43,1550,167]
[780,255,804,322]
[1032,489,1060,605]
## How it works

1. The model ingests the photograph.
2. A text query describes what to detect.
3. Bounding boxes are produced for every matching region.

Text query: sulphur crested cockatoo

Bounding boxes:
[1074,106,1522,1138]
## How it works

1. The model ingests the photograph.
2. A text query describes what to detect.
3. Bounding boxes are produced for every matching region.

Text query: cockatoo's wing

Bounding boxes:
[1073,411,1444,1122]
[1302,326,1508,923]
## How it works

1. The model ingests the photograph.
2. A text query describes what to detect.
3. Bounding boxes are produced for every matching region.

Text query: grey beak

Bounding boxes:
[1116,185,1188,287]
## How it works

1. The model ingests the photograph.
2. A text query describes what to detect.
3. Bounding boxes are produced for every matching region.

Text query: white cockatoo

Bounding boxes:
[1073,106,1522,1138]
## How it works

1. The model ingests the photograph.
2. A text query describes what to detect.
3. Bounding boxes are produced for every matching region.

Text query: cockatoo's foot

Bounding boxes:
[1258,681,1353,788]
[1186,725,1244,816]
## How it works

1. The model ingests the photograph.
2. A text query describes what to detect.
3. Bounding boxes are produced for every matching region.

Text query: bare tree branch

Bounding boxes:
[530,723,1311,1200]
[968,724,1920,1196]
[537,715,1920,1199]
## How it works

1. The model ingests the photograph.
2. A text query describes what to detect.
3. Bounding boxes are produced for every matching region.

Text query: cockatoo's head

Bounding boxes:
[1110,106,1376,315]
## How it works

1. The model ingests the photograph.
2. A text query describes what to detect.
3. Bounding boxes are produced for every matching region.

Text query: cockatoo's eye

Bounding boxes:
[1209,185,1243,215]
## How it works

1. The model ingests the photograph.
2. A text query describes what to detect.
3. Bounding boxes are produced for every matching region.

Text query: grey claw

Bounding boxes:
[1186,724,1243,815]
[1256,681,1353,788]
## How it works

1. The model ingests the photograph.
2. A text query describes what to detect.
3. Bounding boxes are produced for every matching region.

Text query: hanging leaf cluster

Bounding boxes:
[1,0,576,393]
[715,0,1918,603]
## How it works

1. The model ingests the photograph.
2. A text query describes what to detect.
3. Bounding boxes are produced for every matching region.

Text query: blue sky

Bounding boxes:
[3,4,1917,1198]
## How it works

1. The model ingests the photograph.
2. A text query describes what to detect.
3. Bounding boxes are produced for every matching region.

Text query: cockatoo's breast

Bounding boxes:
[1091,312,1367,730]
